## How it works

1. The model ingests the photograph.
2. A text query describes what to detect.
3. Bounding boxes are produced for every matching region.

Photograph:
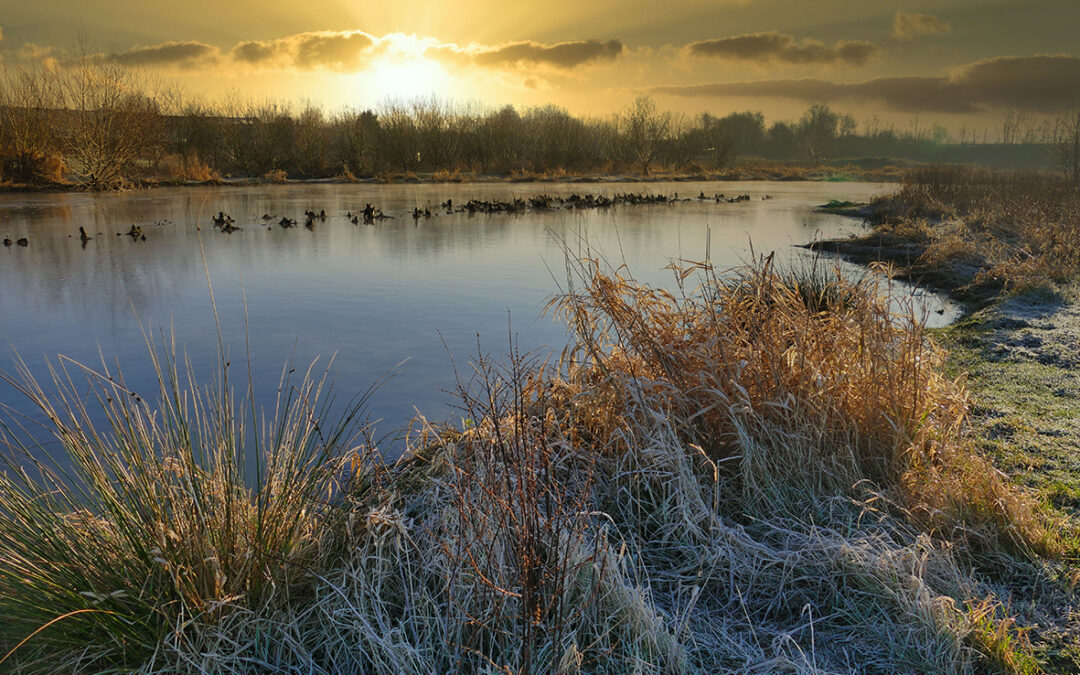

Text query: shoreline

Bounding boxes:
[0,164,904,195]
[808,169,1080,511]
[809,171,1080,665]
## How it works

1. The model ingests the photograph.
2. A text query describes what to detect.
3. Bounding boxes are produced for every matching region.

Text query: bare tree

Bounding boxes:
[60,37,160,188]
[379,101,421,172]
[294,103,329,177]
[412,97,460,171]
[219,98,294,176]
[619,95,671,175]
[797,103,840,164]
[696,113,737,169]
[331,108,379,176]
[475,105,522,173]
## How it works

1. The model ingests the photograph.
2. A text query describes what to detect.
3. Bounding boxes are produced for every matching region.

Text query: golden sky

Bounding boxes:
[2,0,1078,126]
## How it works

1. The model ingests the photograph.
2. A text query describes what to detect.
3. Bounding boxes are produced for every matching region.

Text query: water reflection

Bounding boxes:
[0,181,958,453]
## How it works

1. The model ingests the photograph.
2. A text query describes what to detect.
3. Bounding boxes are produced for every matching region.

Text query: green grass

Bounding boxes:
[937,293,1080,508]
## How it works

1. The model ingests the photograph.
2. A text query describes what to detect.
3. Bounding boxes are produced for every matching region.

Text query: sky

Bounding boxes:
[1,0,1078,130]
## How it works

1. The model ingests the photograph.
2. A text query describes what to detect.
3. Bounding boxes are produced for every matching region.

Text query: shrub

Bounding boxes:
[261,168,288,183]
[0,150,66,184]
[169,157,220,182]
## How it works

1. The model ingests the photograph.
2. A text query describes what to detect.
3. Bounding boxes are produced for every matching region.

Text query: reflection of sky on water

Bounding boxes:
[0,181,959,455]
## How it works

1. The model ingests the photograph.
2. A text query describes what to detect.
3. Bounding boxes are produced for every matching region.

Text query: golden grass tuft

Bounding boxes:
[169,157,220,183]
[548,255,1054,555]
[261,168,288,183]
[0,349,375,670]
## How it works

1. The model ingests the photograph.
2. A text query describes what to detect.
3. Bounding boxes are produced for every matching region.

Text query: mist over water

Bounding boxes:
[0,180,958,455]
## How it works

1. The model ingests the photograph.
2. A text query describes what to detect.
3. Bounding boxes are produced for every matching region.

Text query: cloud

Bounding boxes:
[231,30,376,70]
[473,39,624,69]
[648,55,1080,114]
[104,41,221,68]
[892,12,951,41]
[18,43,54,60]
[429,38,624,70]
[36,30,623,76]
[685,32,879,66]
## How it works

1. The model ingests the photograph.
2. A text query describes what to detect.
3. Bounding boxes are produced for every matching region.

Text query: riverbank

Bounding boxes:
[0,159,907,194]
[811,165,1080,667]
[809,166,1080,307]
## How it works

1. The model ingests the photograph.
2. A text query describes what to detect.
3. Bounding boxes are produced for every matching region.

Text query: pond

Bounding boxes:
[0,180,959,456]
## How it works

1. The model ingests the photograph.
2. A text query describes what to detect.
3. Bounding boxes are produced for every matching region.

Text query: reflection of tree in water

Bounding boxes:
[0,182,782,336]
[6,182,867,327]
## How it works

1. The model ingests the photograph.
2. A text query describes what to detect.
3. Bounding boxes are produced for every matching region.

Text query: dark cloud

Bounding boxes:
[231,41,277,65]
[685,32,879,66]
[649,55,1080,114]
[231,31,375,70]
[949,55,1080,112]
[104,41,220,68]
[471,39,624,69]
[293,32,375,69]
[892,12,951,41]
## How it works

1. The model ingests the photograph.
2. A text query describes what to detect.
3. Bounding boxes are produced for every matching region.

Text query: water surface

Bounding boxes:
[0,181,958,453]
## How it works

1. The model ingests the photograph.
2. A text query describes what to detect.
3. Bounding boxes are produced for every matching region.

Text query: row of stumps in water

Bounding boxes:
[3,190,773,247]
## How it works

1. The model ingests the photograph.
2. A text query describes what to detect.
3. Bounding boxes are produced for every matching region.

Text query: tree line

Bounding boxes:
[2,57,1078,189]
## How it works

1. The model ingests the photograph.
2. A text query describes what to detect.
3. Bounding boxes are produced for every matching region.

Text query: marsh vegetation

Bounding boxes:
[814,166,1080,304]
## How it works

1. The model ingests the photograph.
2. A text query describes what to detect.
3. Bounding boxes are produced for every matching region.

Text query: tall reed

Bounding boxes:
[0,345,374,670]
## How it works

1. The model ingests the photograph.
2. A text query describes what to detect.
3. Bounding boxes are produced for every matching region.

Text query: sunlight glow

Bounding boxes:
[365,54,452,101]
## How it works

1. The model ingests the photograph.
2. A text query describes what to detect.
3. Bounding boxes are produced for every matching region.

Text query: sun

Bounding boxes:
[364,55,453,102]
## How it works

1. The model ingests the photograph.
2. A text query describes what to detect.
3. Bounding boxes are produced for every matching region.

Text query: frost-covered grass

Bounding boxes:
[0,256,1069,672]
